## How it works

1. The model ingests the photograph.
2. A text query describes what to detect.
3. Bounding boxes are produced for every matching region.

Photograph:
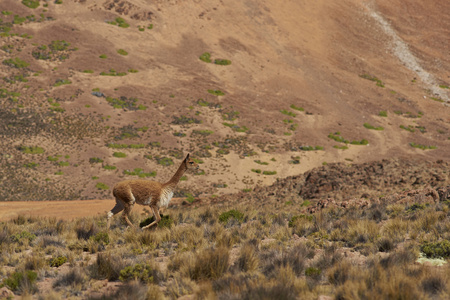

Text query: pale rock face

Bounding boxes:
[159,189,174,208]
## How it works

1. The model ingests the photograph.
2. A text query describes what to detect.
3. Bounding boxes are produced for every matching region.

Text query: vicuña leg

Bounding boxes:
[142,205,161,230]
[106,200,124,230]
[122,203,135,228]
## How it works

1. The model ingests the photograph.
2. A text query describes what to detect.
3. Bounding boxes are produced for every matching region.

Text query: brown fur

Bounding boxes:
[106,153,199,230]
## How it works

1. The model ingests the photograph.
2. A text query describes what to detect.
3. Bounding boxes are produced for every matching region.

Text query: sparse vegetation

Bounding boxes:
[360,74,385,87]
[117,49,128,56]
[207,89,225,96]
[379,111,388,117]
[364,123,384,130]
[409,143,437,150]
[107,17,130,28]
[199,52,211,63]
[214,59,232,65]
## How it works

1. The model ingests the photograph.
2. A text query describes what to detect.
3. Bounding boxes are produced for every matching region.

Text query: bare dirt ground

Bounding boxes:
[0,198,191,221]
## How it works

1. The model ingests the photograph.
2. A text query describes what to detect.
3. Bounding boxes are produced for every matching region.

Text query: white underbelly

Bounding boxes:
[159,190,174,208]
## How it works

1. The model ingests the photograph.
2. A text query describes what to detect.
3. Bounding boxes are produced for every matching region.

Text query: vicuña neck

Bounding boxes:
[164,160,187,189]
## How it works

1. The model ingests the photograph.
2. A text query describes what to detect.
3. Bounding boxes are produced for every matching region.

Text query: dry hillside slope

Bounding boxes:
[0,0,448,201]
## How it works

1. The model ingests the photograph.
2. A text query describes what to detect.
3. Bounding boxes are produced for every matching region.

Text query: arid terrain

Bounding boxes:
[0,0,448,202]
[0,0,450,299]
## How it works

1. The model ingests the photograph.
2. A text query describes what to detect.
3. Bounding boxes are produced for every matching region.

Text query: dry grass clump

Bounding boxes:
[91,251,128,281]
[189,247,229,280]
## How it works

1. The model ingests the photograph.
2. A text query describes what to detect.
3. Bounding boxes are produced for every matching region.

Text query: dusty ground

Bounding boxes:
[0,0,448,202]
[0,198,190,221]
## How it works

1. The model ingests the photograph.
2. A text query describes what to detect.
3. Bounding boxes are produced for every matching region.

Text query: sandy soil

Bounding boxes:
[0,199,161,221]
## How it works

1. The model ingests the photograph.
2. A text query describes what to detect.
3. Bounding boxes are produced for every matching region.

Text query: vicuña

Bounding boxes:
[107,153,199,230]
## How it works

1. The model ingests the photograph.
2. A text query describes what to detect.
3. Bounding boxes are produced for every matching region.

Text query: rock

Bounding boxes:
[0,287,14,298]
[91,91,105,97]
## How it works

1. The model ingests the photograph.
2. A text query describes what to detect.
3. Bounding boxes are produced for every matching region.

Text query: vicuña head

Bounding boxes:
[106,153,199,230]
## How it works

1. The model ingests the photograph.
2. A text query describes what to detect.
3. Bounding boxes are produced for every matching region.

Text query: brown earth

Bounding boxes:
[0,0,449,202]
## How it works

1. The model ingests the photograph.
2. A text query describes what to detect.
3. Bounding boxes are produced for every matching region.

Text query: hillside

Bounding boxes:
[0,0,449,201]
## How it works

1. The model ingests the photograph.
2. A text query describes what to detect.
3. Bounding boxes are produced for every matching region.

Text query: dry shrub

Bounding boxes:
[88,280,164,300]
[345,219,379,246]
[170,224,205,250]
[377,237,395,252]
[421,273,447,296]
[165,273,196,299]
[91,251,128,281]
[381,217,408,243]
[235,243,259,273]
[136,228,170,248]
[53,267,87,289]
[314,244,342,271]
[291,215,315,237]
[260,242,313,278]
[333,264,426,300]
[189,247,229,280]
[327,261,353,286]
[197,207,218,226]
[24,253,47,271]
[379,248,418,269]
[212,273,262,299]
[75,220,98,240]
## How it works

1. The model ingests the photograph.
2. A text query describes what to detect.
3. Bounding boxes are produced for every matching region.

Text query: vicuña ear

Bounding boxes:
[186,153,190,160]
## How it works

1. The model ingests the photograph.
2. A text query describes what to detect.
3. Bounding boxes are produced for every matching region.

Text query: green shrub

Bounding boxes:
[11,231,36,244]
[379,111,388,117]
[89,157,104,164]
[123,168,157,178]
[300,146,324,151]
[23,162,39,169]
[117,49,128,56]
[54,79,71,87]
[254,160,269,165]
[3,58,29,68]
[350,139,369,145]
[22,0,40,8]
[400,125,415,132]
[280,109,296,117]
[410,143,437,150]
[290,104,304,111]
[103,165,116,170]
[199,52,211,63]
[155,156,173,166]
[19,146,45,154]
[214,59,231,65]
[359,74,385,87]
[90,232,110,245]
[207,89,225,96]
[3,270,37,292]
[364,123,384,130]
[107,143,146,149]
[262,171,277,175]
[49,256,67,267]
[119,264,154,283]
[139,214,173,228]
[96,182,109,190]
[219,209,244,224]
[251,169,261,174]
[192,129,213,136]
[421,240,450,259]
[305,267,321,277]
[49,40,70,51]
[99,54,107,59]
[113,152,127,158]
